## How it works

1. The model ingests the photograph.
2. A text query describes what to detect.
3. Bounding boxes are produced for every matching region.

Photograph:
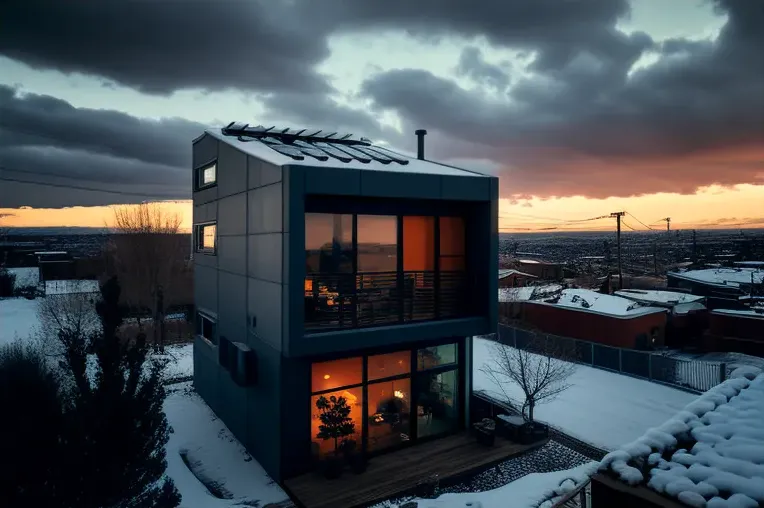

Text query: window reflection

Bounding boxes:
[416,369,458,439]
[357,215,397,273]
[305,213,353,273]
[403,216,435,271]
[417,344,457,370]
[439,217,465,271]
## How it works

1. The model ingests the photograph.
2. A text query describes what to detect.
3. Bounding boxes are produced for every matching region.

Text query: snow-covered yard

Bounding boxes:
[164,383,289,508]
[473,337,697,451]
[0,297,41,346]
[7,266,40,289]
[380,462,598,508]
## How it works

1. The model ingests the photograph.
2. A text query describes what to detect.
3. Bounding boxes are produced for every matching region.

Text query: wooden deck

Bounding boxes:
[283,433,547,508]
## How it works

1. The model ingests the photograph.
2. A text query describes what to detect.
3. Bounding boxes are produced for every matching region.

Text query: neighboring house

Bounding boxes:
[516,258,563,280]
[520,288,668,350]
[593,369,764,508]
[191,124,498,482]
[498,268,537,288]
[667,268,764,310]
[614,289,708,348]
[704,308,764,356]
[44,279,100,296]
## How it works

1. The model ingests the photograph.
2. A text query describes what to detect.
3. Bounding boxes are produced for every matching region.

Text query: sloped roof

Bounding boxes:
[203,123,489,178]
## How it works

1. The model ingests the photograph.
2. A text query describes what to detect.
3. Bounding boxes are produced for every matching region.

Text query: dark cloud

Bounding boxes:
[359,0,764,199]
[0,85,205,207]
[455,47,510,91]
[0,0,333,95]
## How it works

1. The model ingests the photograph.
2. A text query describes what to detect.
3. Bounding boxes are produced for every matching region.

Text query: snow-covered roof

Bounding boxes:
[712,308,764,320]
[553,288,666,318]
[669,268,764,288]
[203,127,489,178]
[498,284,563,303]
[34,251,68,256]
[498,268,537,279]
[598,368,764,508]
[673,302,707,315]
[615,289,705,307]
[45,279,100,295]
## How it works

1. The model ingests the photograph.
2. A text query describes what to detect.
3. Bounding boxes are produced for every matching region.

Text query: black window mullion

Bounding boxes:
[396,216,404,323]
[362,354,369,455]
[434,216,441,319]
[410,349,418,441]
[352,214,358,328]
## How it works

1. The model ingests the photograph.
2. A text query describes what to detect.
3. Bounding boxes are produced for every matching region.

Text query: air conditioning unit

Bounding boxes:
[230,341,257,386]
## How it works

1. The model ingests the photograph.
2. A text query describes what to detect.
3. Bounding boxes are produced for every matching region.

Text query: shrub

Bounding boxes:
[0,267,15,297]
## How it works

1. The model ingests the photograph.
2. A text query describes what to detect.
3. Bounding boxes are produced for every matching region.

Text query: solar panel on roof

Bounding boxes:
[221,122,411,165]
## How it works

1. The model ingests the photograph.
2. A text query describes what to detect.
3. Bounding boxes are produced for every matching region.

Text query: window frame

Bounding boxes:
[195,221,217,254]
[195,161,217,191]
[196,310,217,345]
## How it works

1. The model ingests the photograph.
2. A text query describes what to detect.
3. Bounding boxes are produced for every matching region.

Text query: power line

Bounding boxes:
[0,176,178,198]
[621,220,638,231]
[626,211,655,231]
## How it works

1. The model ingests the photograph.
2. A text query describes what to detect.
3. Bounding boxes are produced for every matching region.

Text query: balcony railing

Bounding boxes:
[304,270,472,331]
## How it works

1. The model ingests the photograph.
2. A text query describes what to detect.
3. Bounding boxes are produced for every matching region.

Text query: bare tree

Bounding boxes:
[480,336,576,422]
[108,202,188,352]
[36,292,101,358]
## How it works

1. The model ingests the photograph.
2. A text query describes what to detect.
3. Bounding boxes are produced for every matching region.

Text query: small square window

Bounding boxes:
[195,223,216,253]
[196,162,217,189]
[196,312,217,345]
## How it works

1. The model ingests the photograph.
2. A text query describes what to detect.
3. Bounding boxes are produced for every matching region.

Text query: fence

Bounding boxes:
[497,324,725,393]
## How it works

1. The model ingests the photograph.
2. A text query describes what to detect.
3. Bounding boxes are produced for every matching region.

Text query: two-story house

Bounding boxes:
[191,123,498,482]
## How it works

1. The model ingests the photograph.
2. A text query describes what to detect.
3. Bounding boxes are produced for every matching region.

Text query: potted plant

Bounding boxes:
[315,395,357,479]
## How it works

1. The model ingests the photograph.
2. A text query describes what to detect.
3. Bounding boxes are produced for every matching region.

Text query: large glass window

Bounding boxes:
[368,378,411,452]
[311,388,364,459]
[304,212,469,330]
[305,213,353,274]
[311,357,363,392]
[415,369,459,439]
[368,351,410,381]
[310,344,460,458]
[357,215,397,273]
[417,344,457,371]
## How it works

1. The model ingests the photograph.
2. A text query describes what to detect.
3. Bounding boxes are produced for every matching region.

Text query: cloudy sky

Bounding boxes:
[0,0,762,232]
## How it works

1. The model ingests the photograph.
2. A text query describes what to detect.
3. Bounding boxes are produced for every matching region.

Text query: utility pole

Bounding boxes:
[692,229,698,263]
[664,217,671,233]
[611,212,626,290]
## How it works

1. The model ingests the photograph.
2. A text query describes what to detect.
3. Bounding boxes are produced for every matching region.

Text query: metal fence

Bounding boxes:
[497,324,725,393]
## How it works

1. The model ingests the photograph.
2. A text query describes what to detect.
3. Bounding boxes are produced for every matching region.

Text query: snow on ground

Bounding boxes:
[164,383,289,508]
[7,267,40,289]
[498,284,562,303]
[473,337,697,451]
[0,297,41,346]
[666,350,764,373]
[160,344,193,382]
[380,462,598,508]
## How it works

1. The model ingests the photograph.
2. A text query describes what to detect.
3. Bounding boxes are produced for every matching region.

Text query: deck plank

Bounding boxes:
[283,433,546,508]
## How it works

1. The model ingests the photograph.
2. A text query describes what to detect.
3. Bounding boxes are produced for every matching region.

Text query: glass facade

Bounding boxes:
[309,343,460,459]
[305,213,470,331]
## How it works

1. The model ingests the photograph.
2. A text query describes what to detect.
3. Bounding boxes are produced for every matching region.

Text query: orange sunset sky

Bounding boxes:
[2,183,763,233]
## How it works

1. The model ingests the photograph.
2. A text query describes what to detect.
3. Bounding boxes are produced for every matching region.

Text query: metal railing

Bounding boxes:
[304,270,471,331]
[497,324,726,393]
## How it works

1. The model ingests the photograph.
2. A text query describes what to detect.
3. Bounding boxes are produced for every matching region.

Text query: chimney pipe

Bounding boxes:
[415,129,427,160]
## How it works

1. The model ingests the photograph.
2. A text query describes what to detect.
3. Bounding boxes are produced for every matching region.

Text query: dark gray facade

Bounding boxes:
[191,126,498,482]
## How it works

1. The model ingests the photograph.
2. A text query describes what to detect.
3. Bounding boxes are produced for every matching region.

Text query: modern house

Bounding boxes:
[704,308,764,356]
[191,124,498,482]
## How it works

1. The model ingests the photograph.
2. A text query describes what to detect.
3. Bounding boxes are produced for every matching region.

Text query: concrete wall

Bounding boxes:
[521,303,668,349]
[192,134,286,481]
